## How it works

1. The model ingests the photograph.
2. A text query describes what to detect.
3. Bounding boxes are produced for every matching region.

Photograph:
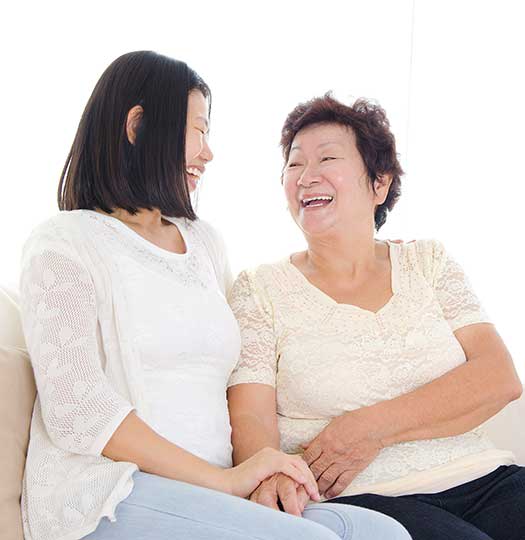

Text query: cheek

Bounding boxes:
[283,180,299,211]
[185,134,201,161]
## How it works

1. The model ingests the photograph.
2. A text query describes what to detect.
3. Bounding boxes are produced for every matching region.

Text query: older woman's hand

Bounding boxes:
[250,472,311,516]
[301,407,384,499]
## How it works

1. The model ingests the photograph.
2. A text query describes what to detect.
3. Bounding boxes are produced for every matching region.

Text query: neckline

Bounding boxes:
[284,240,400,317]
[83,209,191,259]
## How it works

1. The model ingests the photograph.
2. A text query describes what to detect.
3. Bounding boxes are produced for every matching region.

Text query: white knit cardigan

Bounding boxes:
[18,210,229,540]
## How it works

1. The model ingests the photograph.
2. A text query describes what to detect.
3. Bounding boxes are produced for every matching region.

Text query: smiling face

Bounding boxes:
[282,122,391,238]
[185,90,213,192]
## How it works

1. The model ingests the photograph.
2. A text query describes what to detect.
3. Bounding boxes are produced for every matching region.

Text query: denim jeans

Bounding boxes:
[329,465,525,540]
[83,471,411,540]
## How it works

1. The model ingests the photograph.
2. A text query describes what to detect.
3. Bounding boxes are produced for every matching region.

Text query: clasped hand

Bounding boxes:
[251,409,383,513]
[302,408,384,499]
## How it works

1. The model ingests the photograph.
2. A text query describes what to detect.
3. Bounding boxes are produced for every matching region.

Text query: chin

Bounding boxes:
[298,217,336,237]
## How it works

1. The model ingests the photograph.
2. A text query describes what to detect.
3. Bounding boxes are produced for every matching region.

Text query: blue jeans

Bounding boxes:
[83,471,411,540]
[329,465,525,540]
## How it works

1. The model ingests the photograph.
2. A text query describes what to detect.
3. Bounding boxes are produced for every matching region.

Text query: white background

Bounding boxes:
[1,0,523,379]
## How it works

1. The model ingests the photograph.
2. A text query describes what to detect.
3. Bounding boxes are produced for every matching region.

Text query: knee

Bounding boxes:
[303,506,350,539]
[305,503,412,540]
[383,519,412,540]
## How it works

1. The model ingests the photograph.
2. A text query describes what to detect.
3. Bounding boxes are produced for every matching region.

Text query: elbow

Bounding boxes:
[508,379,523,402]
[496,352,523,404]
[499,375,523,405]
[43,405,133,458]
[46,429,96,456]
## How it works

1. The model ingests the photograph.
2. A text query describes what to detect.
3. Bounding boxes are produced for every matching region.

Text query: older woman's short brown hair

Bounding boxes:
[280,93,404,230]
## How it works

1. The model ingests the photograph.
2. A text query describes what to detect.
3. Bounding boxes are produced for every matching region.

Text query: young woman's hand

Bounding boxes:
[223,448,320,501]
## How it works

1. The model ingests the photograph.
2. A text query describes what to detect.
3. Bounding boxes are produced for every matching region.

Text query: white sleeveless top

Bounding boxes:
[19,210,240,540]
[227,240,515,498]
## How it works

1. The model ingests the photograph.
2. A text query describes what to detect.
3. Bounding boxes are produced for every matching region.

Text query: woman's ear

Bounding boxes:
[126,105,144,145]
[374,174,393,205]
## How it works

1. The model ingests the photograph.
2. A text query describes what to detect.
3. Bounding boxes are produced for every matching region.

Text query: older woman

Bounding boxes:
[227,94,524,540]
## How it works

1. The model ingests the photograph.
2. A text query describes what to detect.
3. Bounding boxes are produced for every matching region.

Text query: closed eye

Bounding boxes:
[287,162,302,168]
[321,156,337,162]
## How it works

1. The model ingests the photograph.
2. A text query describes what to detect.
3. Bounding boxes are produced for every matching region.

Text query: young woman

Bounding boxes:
[19,52,411,540]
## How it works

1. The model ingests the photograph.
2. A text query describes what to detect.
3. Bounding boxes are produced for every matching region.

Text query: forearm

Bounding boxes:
[230,412,280,465]
[227,383,281,465]
[103,411,230,493]
[368,351,522,447]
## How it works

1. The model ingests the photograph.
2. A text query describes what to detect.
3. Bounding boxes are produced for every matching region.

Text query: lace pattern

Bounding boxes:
[19,211,231,540]
[228,239,498,493]
[83,211,218,291]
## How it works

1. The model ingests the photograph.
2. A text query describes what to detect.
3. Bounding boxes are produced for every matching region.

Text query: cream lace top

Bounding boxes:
[19,210,236,540]
[228,240,515,497]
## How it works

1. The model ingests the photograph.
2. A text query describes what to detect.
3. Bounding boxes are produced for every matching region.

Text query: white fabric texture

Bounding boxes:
[19,210,238,540]
[228,239,516,498]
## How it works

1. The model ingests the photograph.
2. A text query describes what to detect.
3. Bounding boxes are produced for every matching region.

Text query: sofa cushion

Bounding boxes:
[0,286,26,350]
[0,346,36,540]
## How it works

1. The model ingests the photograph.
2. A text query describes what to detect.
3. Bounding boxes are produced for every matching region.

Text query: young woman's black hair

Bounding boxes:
[58,50,210,219]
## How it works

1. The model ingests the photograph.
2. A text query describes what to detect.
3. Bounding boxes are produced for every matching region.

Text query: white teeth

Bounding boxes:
[301,196,334,206]
[186,167,202,177]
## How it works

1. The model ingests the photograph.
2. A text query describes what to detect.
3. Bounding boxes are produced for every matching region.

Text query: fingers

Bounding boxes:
[309,453,333,481]
[317,463,345,495]
[277,477,302,516]
[324,470,357,499]
[302,440,322,466]
[256,448,320,501]
[256,488,280,510]
[281,460,308,486]
[250,476,279,510]
[283,460,319,501]
[296,485,311,513]
[292,457,320,501]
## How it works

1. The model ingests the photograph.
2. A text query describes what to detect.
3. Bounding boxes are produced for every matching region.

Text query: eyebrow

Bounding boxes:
[290,141,343,152]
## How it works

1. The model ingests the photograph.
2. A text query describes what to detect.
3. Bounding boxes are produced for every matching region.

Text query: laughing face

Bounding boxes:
[282,123,390,238]
[185,90,213,192]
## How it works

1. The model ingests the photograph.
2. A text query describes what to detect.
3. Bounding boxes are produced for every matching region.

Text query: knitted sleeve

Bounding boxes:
[19,220,134,456]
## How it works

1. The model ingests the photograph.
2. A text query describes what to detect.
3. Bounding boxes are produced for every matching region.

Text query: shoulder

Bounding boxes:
[26,210,94,239]
[393,239,447,284]
[397,238,446,262]
[189,218,225,249]
[231,260,290,303]
[22,211,90,256]
[238,260,289,288]
[187,218,230,277]
[188,218,228,263]
[24,211,79,249]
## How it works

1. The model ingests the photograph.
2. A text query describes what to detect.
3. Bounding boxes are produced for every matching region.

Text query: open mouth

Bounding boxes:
[186,167,203,180]
[186,167,203,190]
[301,195,334,208]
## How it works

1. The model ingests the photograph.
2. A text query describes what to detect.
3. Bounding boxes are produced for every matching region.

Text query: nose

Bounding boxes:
[200,137,213,163]
[297,164,321,188]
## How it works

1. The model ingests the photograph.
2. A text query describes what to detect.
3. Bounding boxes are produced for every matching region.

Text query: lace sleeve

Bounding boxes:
[19,227,134,456]
[227,270,277,387]
[424,240,491,332]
